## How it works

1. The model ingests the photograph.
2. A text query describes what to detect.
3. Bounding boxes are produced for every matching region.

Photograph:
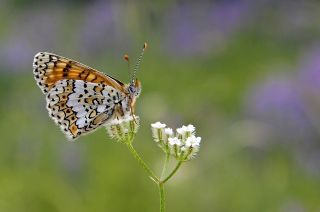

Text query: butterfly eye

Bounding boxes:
[128,85,136,94]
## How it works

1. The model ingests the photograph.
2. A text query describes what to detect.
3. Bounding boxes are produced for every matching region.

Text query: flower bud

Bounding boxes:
[151,122,201,161]
[105,115,139,143]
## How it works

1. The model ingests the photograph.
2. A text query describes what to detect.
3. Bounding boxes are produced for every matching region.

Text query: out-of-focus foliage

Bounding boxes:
[1,1,320,211]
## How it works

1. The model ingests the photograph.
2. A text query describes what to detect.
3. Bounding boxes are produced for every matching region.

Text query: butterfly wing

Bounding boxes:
[33,52,130,140]
[33,52,126,94]
[46,79,128,140]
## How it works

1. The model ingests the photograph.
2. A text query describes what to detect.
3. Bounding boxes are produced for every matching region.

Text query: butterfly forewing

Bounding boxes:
[33,52,126,94]
[33,52,131,140]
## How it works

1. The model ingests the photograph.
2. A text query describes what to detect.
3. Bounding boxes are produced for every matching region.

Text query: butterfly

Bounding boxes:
[33,44,146,140]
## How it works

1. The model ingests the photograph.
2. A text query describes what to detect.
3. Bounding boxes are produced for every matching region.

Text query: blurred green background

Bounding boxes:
[1,0,320,211]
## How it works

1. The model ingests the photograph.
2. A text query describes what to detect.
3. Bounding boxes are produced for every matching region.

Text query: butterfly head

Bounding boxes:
[128,79,141,107]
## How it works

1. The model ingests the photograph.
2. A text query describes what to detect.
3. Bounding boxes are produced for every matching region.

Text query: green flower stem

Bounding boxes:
[126,143,159,183]
[160,153,170,180]
[161,161,183,184]
[158,182,165,212]
[125,138,184,212]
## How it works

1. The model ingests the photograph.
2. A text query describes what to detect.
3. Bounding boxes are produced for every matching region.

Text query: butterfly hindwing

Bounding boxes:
[33,52,126,94]
[46,79,127,140]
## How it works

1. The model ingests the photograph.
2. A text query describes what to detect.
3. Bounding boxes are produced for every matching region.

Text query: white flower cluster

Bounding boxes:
[105,115,140,142]
[151,122,201,161]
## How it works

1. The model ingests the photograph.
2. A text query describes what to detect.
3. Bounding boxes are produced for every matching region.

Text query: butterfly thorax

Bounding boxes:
[126,79,141,114]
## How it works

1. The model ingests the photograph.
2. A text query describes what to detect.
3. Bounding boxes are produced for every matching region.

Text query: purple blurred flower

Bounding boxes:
[0,5,64,72]
[1,36,34,72]
[259,1,319,43]
[299,46,320,92]
[209,1,250,34]
[78,1,130,58]
[163,1,251,57]
[297,46,320,147]
[246,76,313,140]
[245,46,320,175]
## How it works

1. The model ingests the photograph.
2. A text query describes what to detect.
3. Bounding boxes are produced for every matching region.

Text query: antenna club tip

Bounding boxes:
[124,54,129,61]
[143,42,147,50]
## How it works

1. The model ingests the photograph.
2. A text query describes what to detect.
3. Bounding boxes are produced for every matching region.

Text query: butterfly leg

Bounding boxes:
[114,103,125,118]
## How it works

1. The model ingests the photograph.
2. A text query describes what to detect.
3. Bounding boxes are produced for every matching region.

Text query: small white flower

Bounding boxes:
[164,128,173,136]
[185,124,195,133]
[109,118,122,125]
[180,146,187,152]
[105,115,139,142]
[168,137,182,146]
[123,115,134,122]
[151,121,201,161]
[185,135,201,147]
[151,122,166,129]
[176,127,185,135]
[177,124,195,134]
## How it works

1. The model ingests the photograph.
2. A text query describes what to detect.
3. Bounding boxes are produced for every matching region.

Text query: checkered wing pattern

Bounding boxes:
[33,52,129,140]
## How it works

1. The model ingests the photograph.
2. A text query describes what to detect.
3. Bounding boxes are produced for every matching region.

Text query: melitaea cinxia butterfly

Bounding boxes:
[33,43,146,140]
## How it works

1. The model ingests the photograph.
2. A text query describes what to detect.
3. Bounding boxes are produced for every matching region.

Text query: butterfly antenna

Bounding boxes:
[131,42,147,85]
[124,54,131,80]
